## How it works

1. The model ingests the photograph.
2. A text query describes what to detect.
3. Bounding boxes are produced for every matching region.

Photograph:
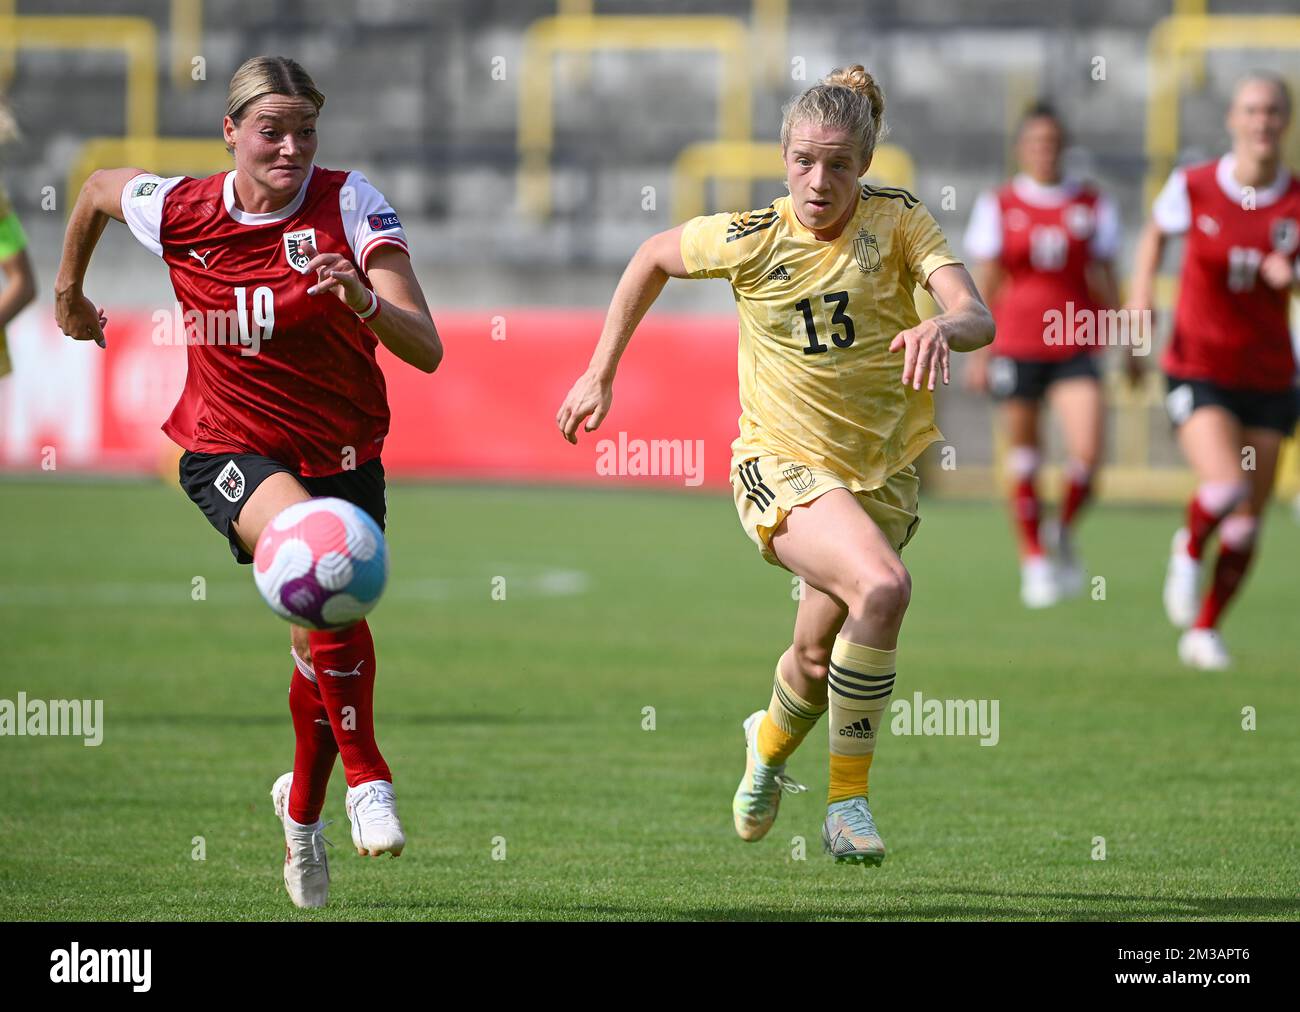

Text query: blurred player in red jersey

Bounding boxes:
[1130,73,1299,670]
[53,57,442,907]
[965,104,1122,609]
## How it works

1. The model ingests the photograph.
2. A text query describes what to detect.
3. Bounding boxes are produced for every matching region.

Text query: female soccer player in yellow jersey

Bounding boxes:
[556,66,994,865]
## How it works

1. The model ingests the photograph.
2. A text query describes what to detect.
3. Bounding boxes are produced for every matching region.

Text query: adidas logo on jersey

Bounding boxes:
[766,264,791,281]
[838,717,875,740]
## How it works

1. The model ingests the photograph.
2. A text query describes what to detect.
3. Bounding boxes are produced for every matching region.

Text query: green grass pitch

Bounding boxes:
[1,477,1297,921]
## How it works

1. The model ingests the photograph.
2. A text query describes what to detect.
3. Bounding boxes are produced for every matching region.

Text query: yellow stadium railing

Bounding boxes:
[171,0,204,90]
[556,0,788,86]
[0,0,14,93]
[2,15,159,136]
[517,15,752,219]
[66,137,230,211]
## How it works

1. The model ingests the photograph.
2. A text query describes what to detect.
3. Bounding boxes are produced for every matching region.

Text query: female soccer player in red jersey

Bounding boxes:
[1130,73,1299,670]
[54,57,442,907]
[964,104,1122,609]
[557,66,993,865]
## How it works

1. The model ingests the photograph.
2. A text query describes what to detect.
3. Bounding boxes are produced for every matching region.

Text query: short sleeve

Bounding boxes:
[679,211,759,281]
[0,213,26,260]
[1089,192,1121,260]
[121,173,185,257]
[902,201,963,288]
[341,171,410,273]
[1151,169,1190,235]
[963,190,1003,261]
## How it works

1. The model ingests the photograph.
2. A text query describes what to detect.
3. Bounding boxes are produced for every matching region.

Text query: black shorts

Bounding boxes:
[988,351,1102,402]
[178,451,387,564]
[1163,375,1299,434]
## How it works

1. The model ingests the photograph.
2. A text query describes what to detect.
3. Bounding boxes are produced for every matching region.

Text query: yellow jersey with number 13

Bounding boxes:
[679,184,962,491]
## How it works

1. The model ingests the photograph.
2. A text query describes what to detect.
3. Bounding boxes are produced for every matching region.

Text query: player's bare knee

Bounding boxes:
[1220,514,1259,551]
[844,563,911,625]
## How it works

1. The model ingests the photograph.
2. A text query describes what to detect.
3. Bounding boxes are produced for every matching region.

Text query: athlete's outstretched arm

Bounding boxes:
[55,167,147,346]
[890,263,994,391]
[302,242,441,373]
[556,224,689,443]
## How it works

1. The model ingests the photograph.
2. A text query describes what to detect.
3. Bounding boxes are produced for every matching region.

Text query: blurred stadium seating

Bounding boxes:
[0,0,1297,496]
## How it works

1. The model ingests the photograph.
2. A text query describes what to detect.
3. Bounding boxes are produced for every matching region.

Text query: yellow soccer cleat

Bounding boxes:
[732,709,806,842]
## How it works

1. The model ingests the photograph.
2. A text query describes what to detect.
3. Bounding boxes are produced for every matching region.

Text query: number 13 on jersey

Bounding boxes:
[795,291,856,354]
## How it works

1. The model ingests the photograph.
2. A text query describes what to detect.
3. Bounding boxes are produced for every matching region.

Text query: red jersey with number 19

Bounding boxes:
[121,165,411,476]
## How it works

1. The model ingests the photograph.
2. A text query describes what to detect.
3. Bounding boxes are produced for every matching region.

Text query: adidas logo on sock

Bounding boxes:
[766,264,790,281]
[838,717,874,740]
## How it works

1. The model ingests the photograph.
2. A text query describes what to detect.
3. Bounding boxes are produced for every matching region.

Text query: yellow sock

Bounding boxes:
[827,636,896,803]
[756,661,827,766]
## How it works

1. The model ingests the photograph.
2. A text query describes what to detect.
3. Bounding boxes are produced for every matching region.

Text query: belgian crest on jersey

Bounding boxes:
[283,228,317,274]
[783,464,817,493]
[1271,218,1299,256]
[853,230,882,273]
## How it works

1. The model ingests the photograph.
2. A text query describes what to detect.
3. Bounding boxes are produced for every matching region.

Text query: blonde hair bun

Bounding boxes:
[780,64,888,165]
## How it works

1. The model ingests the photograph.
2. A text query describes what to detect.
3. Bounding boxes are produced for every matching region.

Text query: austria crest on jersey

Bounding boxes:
[283,228,317,273]
[1271,217,1299,256]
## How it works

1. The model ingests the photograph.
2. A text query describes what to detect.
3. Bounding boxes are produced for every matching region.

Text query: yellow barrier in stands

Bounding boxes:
[518,14,752,219]
[66,137,230,216]
[0,15,158,136]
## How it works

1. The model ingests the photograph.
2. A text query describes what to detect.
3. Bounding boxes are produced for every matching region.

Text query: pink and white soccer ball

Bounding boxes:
[252,497,388,629]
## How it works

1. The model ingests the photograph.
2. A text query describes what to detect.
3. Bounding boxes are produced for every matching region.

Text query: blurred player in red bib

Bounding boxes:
[54,57,442,907]
[965,104,1122,609]
[1130,73,1299,670]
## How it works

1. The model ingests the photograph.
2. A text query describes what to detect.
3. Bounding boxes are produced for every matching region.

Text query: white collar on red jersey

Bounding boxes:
[1215,153,1291,208]
[223,166,314,225]
[1011,173,1082,207]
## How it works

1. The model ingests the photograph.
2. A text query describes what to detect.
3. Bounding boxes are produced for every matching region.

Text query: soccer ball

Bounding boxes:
[252,497,388,629]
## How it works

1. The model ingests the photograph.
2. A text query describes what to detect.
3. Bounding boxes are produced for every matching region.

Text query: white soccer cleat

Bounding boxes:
[1178,628,1232,671]
[1043,519,1085,599]
[1163,528,1202,629]
[1020,555,1059,609]
[345,780,406,857]
[271,771,331,909]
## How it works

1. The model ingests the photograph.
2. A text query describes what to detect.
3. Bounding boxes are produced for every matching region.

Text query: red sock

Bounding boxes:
[1013,477,1043,557]
[1186,497,1223,561]
[308,620,392,788]
[1060,472,1093,530]
[1193,545,1255,630]
[287,663,338,825]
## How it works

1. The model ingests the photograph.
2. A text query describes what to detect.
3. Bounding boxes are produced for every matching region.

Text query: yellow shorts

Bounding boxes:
[731,454,921,568]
